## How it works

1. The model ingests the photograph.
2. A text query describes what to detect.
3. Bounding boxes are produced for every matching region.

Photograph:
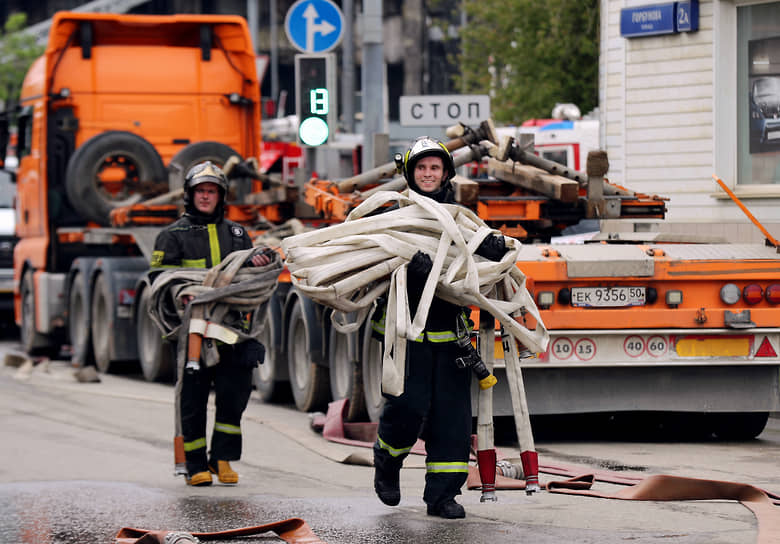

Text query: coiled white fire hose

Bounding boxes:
[282,189,549,397]
[147,247,282,358]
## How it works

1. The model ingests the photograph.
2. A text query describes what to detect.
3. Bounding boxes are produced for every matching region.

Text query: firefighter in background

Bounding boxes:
[151,161,269,486]
[372,138,507,518]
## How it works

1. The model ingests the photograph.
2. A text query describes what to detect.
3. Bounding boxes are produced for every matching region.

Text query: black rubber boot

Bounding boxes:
[373,464,401,506]
[427,499,466,519]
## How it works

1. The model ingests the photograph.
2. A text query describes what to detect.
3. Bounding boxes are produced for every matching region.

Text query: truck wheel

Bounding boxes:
[329,324,367,421]
[361,320,385,423]
[68,272,94,367]
[65,131,166,226]
[254,302,291,402]
[91,273,116,373]
[709,412,769,441]
[136,286,174,382]
[287,300,330,412]
[168,141,240,190]
[20,271,51,355]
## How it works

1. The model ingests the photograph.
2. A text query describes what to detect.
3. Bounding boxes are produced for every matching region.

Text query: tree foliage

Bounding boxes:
[456,0,599,123]
[0,12,44,110]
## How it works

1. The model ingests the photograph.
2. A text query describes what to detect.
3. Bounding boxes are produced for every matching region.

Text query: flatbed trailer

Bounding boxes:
[481,242,780,439]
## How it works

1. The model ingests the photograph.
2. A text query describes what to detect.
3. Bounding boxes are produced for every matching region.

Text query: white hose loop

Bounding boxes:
[282,190,549,397]
[147,247,283,365]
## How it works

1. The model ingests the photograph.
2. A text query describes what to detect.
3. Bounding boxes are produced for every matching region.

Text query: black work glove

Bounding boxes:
[408,250,433,278]
[407,251,433,315]
[476,234,507,262]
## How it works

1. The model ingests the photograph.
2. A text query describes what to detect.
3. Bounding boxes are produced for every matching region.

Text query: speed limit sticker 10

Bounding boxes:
[551,337,597,361]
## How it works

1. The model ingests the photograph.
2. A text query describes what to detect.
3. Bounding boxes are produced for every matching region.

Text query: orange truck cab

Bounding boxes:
[3,12,261,377]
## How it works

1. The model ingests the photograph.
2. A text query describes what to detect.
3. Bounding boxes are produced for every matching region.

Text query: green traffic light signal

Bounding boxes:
[299,116,329,146]
[295,54,336,147]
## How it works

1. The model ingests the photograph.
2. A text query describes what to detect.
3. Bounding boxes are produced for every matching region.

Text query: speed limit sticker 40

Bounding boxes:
[624,335,645,358]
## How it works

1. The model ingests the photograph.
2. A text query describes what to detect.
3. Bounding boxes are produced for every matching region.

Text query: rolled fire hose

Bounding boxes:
[281,189,549,397]
[146,246,282,474]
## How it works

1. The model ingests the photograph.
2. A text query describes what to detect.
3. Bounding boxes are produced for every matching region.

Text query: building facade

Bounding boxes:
[600,0,780,242]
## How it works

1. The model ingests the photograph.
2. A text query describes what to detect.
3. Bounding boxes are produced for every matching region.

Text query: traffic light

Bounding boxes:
[294,53,336,147]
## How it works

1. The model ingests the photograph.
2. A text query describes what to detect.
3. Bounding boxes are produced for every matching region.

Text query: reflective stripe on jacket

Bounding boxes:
[371,305,472,344]
[150,214,252,268]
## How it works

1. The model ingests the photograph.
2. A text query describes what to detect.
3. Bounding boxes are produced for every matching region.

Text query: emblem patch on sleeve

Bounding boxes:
[151,250,164,267]
[231,226,244,237]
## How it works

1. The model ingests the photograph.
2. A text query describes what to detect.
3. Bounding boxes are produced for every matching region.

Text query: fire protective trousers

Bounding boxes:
[180,343,254,476]
[375,339,472,506]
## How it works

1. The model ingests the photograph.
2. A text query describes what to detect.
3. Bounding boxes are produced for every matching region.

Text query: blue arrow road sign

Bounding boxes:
[285,0,344,53]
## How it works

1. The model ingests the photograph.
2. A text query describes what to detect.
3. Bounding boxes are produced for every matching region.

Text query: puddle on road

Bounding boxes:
[0,481,564,544]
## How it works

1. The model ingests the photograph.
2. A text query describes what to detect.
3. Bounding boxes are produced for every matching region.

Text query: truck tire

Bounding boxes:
[286,299,330,412]
[328,324,367,422]
[254,302,291,403]
[91,273,118,373]
[168,141,241,190]
[361,320,386,423]
[68,272,94,367]
[136,286,174,382]
[65,131,166,226]
[709,412,769,441]
[20,271,51,355]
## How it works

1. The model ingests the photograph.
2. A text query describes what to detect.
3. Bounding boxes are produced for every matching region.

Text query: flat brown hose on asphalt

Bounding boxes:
[115,517,326,543]
[466,467,780,544]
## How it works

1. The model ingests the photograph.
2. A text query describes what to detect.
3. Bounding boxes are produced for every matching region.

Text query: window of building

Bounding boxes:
[738,2,780,185]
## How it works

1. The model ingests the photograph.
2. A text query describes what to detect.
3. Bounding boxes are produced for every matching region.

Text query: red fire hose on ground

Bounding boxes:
[115,517,325,544]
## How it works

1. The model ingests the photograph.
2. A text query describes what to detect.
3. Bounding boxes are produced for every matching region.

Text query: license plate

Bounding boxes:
[570,286,646,307]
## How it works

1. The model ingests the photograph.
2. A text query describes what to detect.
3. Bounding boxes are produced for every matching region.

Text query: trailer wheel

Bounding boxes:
[329,324,367,421]
[136,286,174,382]
[91,273,117,373]
[20,271,51,355]
[65,131,166,226]
[287,300,330,412]
[361,320,385,423]
[709,412,769,441]
[68,272,94,367]
[254,302,291,403]
[168,141,241,190]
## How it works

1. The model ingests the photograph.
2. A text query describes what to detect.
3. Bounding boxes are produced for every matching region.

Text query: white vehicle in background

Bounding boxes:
[0,176,16,320]
[475,104,599,177]
[515,117,599,172]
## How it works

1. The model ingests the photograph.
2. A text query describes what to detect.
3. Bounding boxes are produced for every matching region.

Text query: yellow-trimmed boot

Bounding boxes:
[186,470,213,486]
[209,460,238,484]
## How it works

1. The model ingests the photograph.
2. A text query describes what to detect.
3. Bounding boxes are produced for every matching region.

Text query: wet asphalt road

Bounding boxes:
[1,335,779,544]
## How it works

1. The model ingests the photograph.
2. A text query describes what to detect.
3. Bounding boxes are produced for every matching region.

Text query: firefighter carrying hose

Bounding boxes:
[150,161,270,486]
[371,137,507,518]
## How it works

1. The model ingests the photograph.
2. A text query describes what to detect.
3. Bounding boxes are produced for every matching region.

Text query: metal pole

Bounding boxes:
[342,0,355,133]
[270,0,279,107]
[361,0,385,169]
[247,0,258,51]
[460,2,467,93]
